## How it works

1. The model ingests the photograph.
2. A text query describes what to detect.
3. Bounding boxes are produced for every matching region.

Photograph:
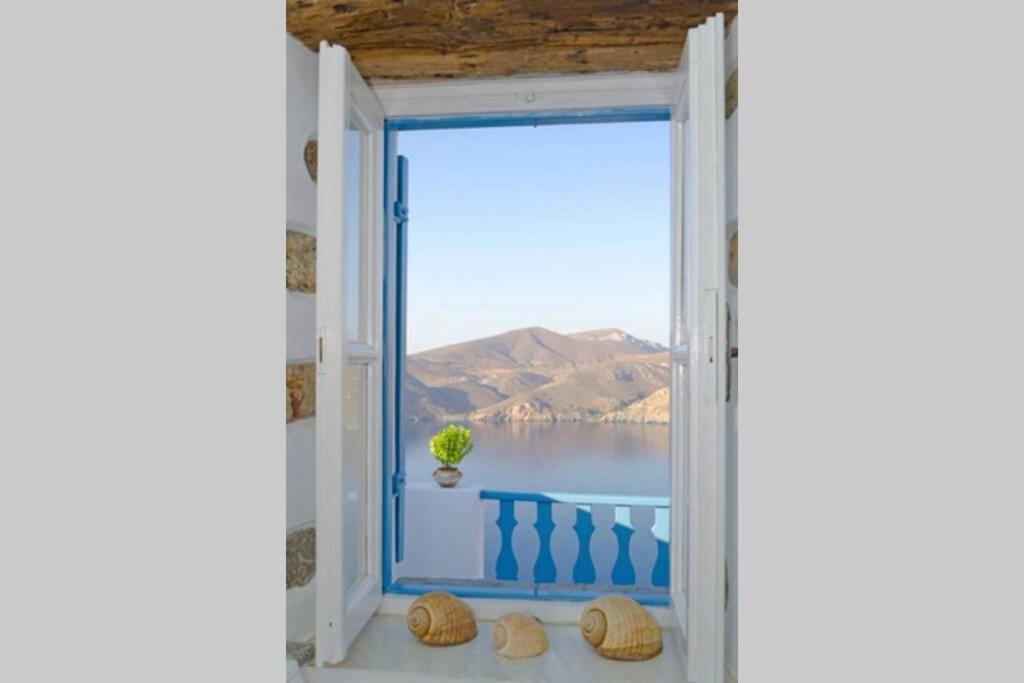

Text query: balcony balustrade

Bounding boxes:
[481,490,670,593]
[393,484,670,604]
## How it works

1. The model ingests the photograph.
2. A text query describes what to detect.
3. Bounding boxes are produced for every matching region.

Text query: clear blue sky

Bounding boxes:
[401,121,669,353]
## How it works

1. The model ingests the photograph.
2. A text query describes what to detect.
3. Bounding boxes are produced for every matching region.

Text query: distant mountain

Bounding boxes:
[566,328,665,354]
[407,327,669,424]
[601,386,670,424]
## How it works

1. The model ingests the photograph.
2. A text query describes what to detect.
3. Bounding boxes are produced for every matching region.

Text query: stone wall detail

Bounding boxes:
[286,362,315,422]
[725,69,738,118]
[287,640,315,667]
[303,138,317,182]
[286,229,316,293]
[728,230,738,287]
[286,526,316,589]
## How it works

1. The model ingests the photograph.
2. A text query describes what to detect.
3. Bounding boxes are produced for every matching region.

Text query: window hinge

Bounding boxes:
[393,200,408,223]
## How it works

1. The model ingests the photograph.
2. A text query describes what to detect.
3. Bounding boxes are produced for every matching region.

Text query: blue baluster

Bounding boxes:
[495,499,519,581]
[533,501,557,583]
[572,505,596,584]
[651,506,670,587]
[611,506,636,586]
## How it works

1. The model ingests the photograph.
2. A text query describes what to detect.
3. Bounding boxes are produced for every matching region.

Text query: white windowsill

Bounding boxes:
[303,614,686,683]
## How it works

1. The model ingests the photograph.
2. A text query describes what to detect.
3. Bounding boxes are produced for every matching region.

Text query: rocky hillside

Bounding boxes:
[406,327,669,424]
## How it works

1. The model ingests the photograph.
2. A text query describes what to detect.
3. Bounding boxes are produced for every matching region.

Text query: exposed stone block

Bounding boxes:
[286,526,316,589]
[287,640,315,667]
[726,69,738,118]
[286,362,315,422]
[729,231,738,287]
[303,138,317,182]
[286,229,316,293]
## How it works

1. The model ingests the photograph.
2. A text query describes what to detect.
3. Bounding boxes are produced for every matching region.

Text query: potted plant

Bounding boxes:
[429,424,474,488]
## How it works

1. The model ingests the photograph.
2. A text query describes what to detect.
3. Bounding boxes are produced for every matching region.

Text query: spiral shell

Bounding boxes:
[491,612,548,659]
[406,592,477,646]
[580,595,662,661]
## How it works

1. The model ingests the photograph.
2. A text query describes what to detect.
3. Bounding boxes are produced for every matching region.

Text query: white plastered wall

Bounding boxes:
[287,33,318,643]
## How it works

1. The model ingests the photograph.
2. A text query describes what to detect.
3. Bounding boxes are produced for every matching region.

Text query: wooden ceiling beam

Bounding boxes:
[349,43,691,81]
[287,0,737,80]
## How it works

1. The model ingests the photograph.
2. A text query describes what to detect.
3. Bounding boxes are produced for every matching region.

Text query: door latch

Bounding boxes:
[726,306,738,401]
[316,327,327,375]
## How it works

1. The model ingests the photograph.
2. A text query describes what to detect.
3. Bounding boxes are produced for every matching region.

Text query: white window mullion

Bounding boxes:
[345,344,381,363]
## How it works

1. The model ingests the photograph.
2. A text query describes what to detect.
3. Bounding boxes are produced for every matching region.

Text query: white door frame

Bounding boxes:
[315,42,385,666]
[372,70,679,118]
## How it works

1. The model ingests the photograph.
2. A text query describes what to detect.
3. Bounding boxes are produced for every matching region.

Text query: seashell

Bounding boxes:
[406,592,477,646]
[491,612,548,659]
[580,595,662,661]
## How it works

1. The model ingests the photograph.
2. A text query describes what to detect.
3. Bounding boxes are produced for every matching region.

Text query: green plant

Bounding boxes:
[429,424,474,467]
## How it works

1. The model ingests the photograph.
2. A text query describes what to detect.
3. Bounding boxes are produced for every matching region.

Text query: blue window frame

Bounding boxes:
[380,106,672,605]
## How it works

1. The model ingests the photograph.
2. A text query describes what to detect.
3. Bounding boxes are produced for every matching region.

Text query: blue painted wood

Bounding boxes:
[571,505,596,584]
[392,154,409,564]
[381,124,399,587]
[652,540,670,588]
[387,581,536,600]
[495,499,519,581]
[651,506,670,587]
[388,581,671,606]
[481,491,672,590]
[533,586,671,607]
[389,107,670,132]
[533,501,557,583]
[480,490,553,503]
[610,506,636,586]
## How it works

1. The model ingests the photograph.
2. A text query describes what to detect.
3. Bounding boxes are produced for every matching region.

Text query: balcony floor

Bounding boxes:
[303,614,685,683]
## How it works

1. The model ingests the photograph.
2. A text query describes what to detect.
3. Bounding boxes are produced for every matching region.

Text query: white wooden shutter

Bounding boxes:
[669,13,728,683]
[315,42,385,665]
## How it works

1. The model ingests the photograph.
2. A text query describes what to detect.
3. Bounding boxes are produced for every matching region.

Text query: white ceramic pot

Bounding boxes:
[432,466,462,488]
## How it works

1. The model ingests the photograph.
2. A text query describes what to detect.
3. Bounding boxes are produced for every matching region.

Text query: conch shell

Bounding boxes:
[579,595,662,661]
[491,612,548,659]
[406,592,477,646]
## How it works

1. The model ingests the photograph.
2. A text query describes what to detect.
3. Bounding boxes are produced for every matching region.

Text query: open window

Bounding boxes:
[382,114,673,607]
[314,14,729,681]
[313,43,384,664]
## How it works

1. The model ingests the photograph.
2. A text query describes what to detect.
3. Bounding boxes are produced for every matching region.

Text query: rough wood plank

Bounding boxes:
[350,43,690,80]
[287,0,738,80]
